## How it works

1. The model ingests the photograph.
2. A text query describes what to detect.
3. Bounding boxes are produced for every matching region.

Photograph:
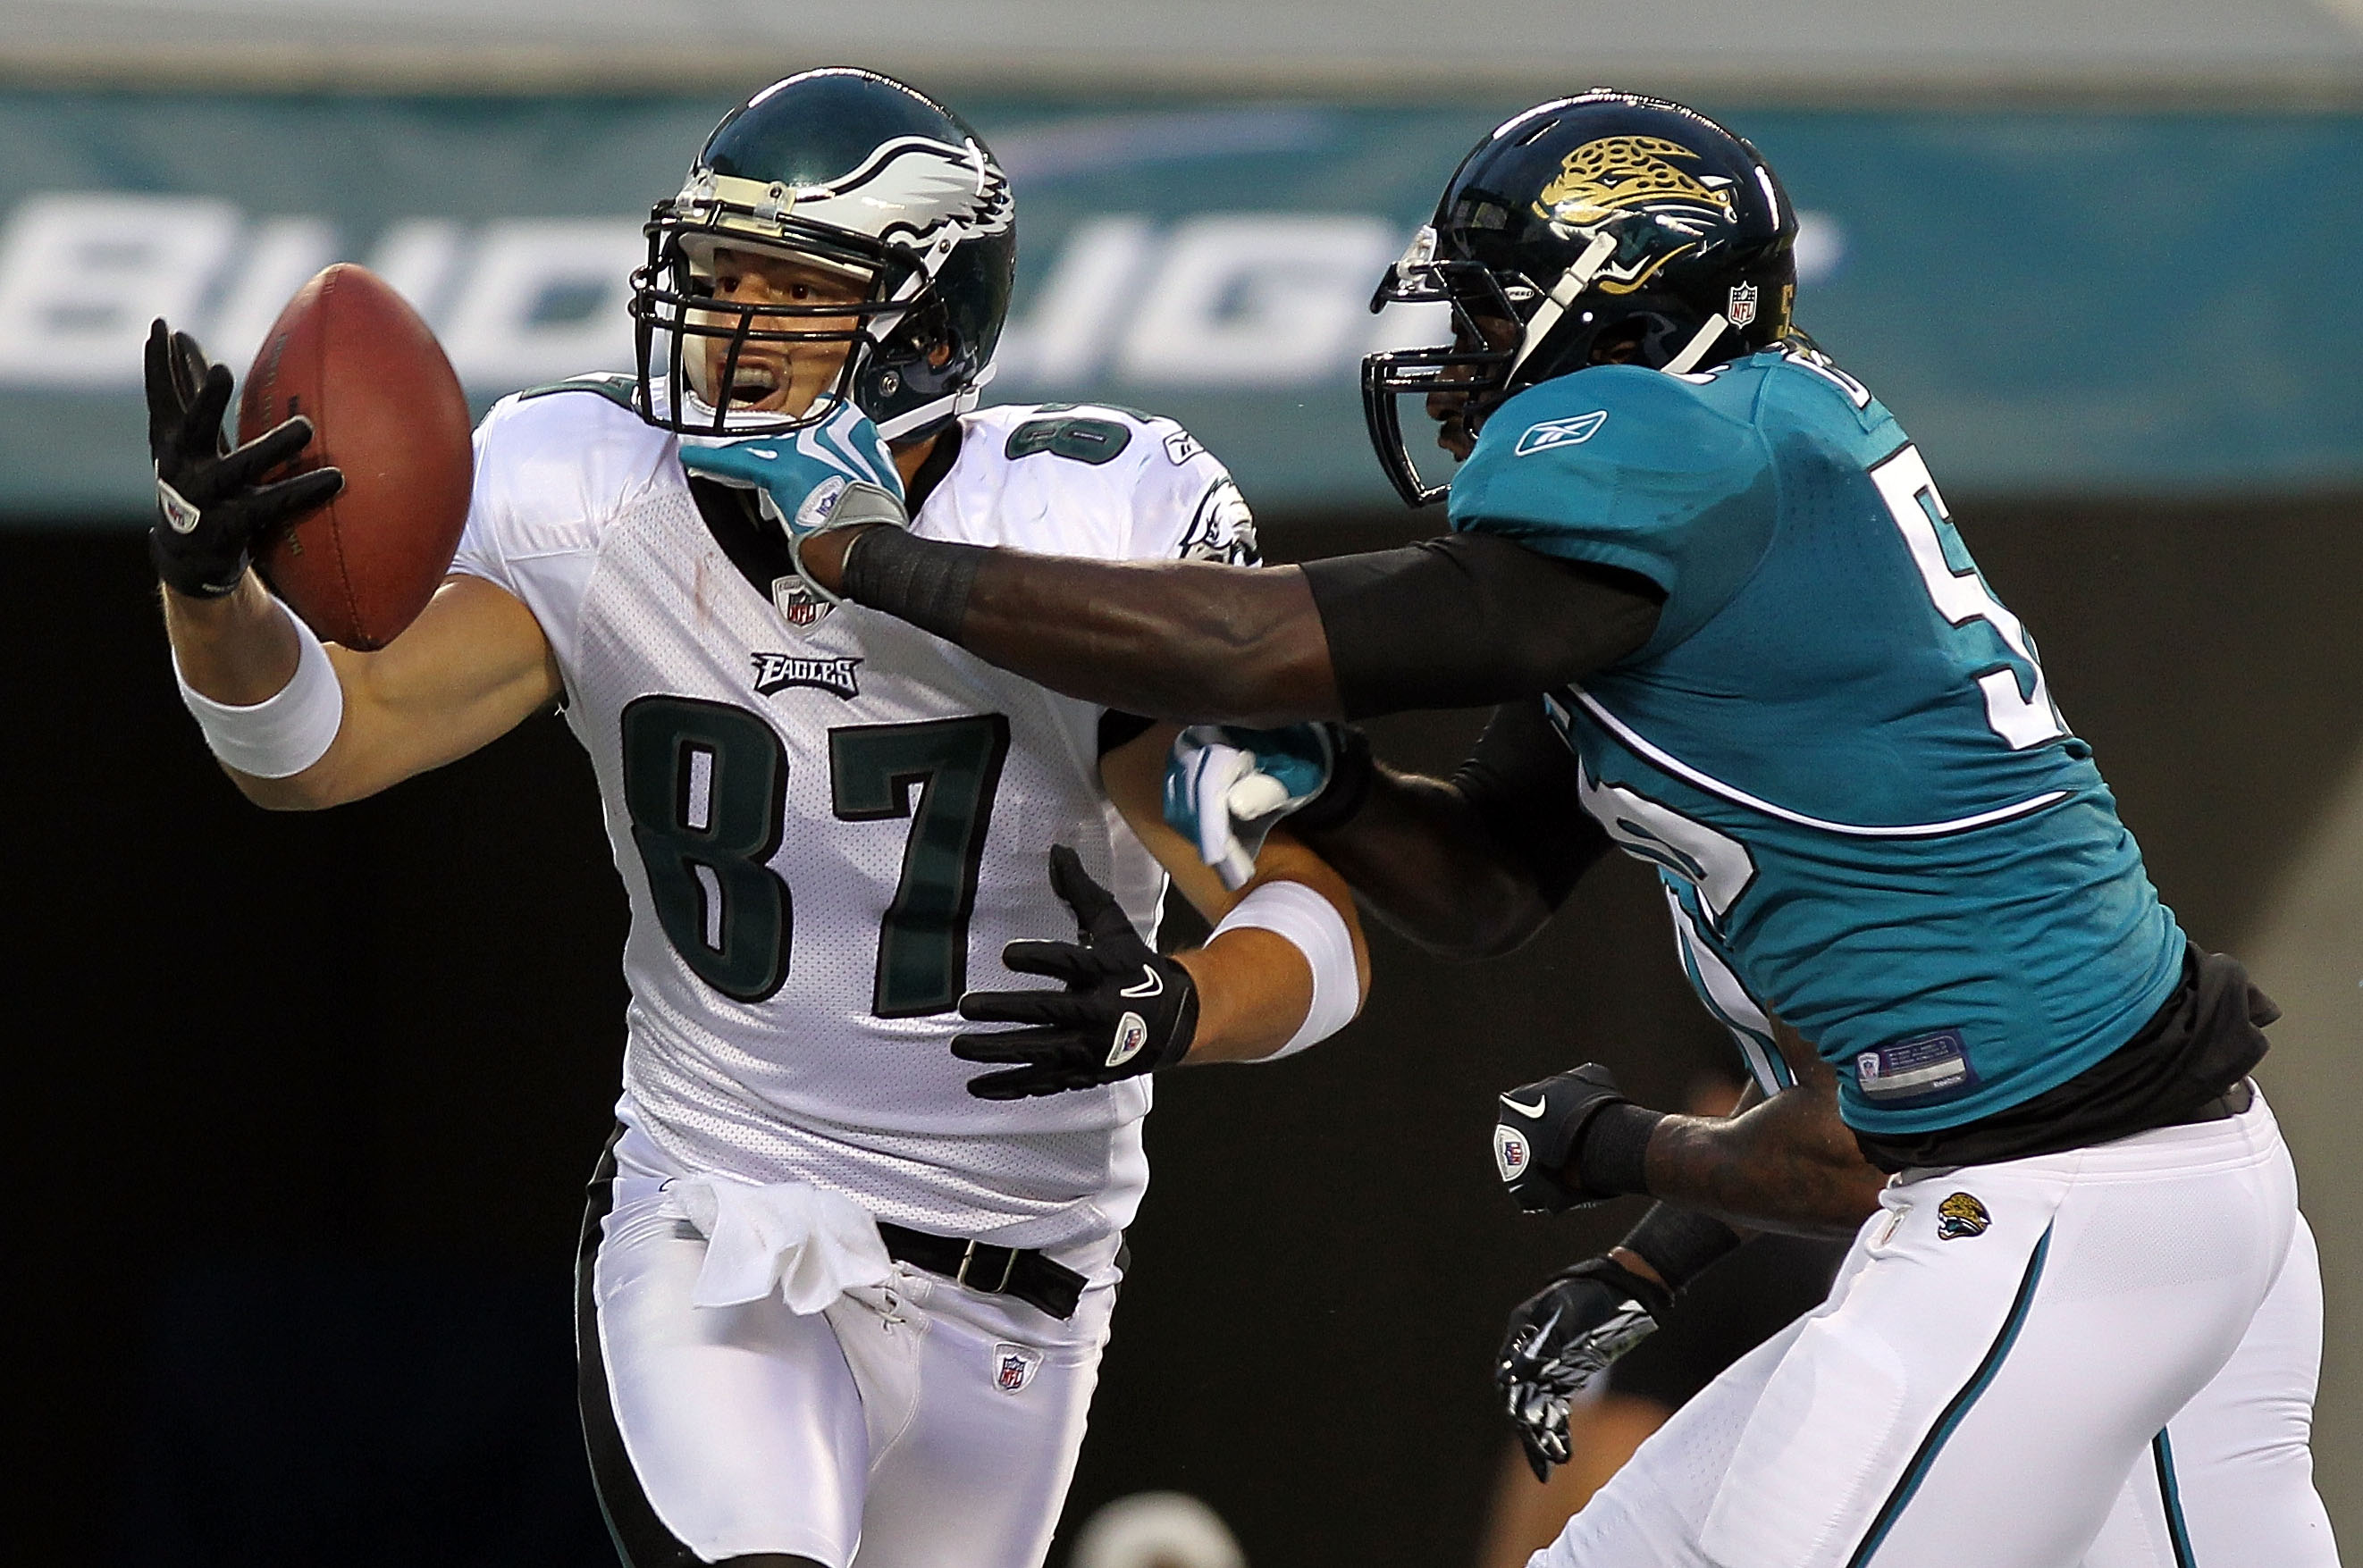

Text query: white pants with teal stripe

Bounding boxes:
[1531,1088,2338,1567]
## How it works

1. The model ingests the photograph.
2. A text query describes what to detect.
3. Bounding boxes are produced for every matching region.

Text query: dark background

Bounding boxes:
[10,495,2362,1566]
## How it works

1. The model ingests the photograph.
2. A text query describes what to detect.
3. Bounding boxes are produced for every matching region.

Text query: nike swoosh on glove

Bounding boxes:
[954,845,1199,1100]
[1492,1062,1636,1213]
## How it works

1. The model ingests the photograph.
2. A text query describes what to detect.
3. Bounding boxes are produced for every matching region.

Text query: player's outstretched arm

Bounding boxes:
[797,526,1660,726]
[167,571,561,810]
[148,317,561,809]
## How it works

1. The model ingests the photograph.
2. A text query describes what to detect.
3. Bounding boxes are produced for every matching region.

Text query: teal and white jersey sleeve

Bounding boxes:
[1446,365,1777,650]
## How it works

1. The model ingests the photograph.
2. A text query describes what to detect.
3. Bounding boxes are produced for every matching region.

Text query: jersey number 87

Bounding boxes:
[620,696,1010,1015]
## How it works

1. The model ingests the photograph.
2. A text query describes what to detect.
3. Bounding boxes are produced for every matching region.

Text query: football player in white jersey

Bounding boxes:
[146,69,1368,1568]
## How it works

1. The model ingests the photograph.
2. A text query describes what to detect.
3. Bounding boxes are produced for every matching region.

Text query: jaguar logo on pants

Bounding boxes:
[1937,1191,1992,1240]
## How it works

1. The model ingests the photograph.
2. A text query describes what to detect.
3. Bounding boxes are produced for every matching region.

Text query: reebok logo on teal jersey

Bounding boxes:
[1514,411,1608,456]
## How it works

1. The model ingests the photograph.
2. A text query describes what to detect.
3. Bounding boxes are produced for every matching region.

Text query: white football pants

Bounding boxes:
[1532,1088,2338,1567]
[577,1161,1114,1568]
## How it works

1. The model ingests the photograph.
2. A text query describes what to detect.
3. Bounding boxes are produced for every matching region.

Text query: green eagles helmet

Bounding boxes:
[1363,90,1798,505]
[632,68,1016,441]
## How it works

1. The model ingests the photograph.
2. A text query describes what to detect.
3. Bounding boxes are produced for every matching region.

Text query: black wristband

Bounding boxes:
[1575,1101,1664,1199]
[1286,725,1375,835]
[1618,1205,1742,1295]
[1560,1254,1676,1322]
[839,526,985,644]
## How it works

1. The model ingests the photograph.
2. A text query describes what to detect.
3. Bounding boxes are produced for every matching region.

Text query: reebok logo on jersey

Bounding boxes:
[752,652,862,700]
[1514,410,1608,457]
[1937,1192,1991,1240]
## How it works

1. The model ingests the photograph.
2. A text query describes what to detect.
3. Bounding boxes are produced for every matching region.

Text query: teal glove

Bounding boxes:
[676,401,907,601]
[1163,724,1342,890]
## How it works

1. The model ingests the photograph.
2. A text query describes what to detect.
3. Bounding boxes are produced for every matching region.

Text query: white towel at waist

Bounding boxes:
[669,1175,896,1313]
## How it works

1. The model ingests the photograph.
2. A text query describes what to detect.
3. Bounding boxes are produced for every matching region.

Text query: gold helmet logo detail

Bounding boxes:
[1532,136,1734,230]
[1530,136,1737,296]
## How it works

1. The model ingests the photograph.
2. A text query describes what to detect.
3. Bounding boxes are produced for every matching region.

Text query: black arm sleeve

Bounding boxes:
[1300,532,1664,719]
[1450,700,1614,911]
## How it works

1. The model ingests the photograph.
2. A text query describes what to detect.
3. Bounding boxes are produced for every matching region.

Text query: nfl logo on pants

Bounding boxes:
[994,1343,1043,1394]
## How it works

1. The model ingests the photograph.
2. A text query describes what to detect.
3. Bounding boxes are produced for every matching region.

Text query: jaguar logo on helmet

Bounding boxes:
[1533,136,1734,230]
[1530,136,1738,297]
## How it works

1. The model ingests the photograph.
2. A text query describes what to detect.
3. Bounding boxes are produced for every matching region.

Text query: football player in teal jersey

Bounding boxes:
[719,91,2334,1568]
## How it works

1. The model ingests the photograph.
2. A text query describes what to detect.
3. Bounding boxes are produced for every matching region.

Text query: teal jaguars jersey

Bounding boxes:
[1447,345,2184,1135]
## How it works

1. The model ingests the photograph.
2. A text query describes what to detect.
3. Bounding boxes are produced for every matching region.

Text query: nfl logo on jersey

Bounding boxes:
[993,1343,1043,1394]
[1727,281,1759,327]
[770,575,834,628]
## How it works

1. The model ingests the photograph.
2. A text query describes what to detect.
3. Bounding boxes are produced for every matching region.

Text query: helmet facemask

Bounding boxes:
[634,204,929,440]
[1363,231,1525,507]
[630,75,1016,445]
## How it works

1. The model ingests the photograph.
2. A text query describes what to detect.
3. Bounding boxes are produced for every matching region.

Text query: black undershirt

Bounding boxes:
[1301,532,1666,718]
[1852,945,2273,1171]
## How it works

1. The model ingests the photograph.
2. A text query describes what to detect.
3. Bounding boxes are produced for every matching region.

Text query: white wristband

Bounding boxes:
[1208,879,1359,1059]
[172,597,344,779]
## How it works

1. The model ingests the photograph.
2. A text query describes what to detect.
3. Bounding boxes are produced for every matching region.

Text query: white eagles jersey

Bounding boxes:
[450,388,1258,1254]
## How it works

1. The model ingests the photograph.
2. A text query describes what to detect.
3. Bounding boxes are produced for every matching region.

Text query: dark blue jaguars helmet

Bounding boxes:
[1364,90,1798,505]
[631,68,1016,442]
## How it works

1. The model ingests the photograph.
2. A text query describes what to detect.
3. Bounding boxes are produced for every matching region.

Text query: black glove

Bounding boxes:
[145,318,342,599]
[954,845,1199,1100]
[1497,1255,1671,1480]
[1492,1061,1661,1213]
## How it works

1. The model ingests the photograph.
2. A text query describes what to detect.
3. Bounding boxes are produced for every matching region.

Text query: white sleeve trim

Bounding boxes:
[1208,879,1359,1059]
[172,596,343,779]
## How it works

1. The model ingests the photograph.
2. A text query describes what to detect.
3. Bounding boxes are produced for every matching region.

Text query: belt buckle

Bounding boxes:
[956,1239,1019,1294]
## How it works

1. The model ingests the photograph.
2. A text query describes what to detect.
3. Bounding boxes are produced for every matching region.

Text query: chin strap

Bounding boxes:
[1660,313,1731,376]
[1509,231,1619,381]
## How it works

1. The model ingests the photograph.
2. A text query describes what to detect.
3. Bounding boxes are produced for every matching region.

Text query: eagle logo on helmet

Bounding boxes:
[671,137,1012,279]
[1531,136,1737,295]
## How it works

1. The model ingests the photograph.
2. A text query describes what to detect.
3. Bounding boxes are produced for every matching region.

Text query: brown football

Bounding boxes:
[237,264,473,650]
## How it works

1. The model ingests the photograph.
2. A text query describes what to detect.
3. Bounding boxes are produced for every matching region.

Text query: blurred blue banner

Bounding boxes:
[4,88,2359,517]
